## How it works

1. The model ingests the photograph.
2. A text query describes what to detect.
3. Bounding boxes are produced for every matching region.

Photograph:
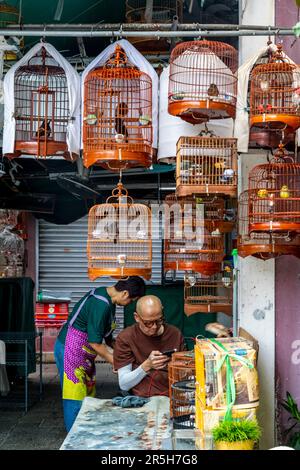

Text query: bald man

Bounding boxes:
[113,295,185,397]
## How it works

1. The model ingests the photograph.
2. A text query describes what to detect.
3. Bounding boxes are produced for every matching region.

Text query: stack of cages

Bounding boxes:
[194,337,259,449]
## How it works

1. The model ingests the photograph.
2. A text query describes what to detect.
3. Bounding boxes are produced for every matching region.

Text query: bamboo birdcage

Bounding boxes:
[163,194,224,276]
[176,133,237,198]
[87,183,152,280]
[83,45,153,171]
[6,46,73,160]
[125,0,183,54]
[171,380,196,429]
[238,190,300,260]
[168,40,238,124]
[168,351,195,418]
[247,145,300,235]
[250,44,300,132]
[184,271,233,316]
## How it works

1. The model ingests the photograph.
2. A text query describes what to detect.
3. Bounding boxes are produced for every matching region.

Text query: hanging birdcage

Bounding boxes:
[168,40,238,124]
[83,45,153,171]
[171,380,196,429]
[184,271,233,316]
[163,194,224,276]
[5,46,75,160]
[125,0,183,53]
[238,190,300,260]
[87,183,152,280]
[168,352,195,418]
[250,44,300,132]
[176,133,237,198]
[247,145,300,236]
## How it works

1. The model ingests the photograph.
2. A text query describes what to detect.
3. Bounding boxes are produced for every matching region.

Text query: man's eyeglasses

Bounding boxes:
[137,313,164,328]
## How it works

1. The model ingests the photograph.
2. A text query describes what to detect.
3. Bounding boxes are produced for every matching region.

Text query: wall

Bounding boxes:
[276,0,300,63]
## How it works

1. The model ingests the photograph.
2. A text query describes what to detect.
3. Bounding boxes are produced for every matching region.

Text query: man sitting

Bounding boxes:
[113,295,185,397]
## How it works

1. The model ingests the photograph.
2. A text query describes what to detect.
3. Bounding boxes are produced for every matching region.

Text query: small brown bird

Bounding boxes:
[207,83,219,97]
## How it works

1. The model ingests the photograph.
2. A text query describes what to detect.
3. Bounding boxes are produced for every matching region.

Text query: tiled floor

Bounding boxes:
[0,362,119,450]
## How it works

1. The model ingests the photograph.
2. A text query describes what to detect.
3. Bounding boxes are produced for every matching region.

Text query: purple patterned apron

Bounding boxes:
[62,289,112,401]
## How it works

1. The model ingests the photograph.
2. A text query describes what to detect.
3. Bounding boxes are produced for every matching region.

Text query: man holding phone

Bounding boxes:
[113,295,185,397]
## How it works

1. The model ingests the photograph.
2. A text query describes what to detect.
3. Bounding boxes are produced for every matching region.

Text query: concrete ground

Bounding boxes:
[0,361,119,450]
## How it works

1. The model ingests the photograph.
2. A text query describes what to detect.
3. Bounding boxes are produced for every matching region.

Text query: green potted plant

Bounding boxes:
[212,419,261,450]
[280,392,300,450]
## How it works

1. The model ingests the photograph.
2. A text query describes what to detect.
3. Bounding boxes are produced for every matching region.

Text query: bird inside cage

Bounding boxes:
[115,102,129,143]
[207,83,219,97]
[35,119,52,138]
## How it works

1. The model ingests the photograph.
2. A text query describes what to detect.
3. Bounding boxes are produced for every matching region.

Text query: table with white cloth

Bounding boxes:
[60,396,172,450]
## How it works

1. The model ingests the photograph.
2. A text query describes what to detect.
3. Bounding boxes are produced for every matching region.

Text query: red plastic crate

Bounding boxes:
[35,302,69,322]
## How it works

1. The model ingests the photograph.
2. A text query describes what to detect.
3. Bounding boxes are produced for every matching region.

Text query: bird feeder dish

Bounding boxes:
[164,194,224,276]
[87,183,152,280]
[7,47,73,160]
[250,45,300,132]
[247,146,300,235]
[125,0,183,54]
[184,272,233,316]
[83,45,153,171]
[238,190,300,260]
[168,40,238,124]
[176,135,237,198]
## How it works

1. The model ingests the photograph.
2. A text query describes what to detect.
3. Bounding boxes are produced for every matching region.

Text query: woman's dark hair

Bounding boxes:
[114,276,146,298]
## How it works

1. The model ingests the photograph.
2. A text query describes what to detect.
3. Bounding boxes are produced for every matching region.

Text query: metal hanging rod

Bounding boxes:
[0,24,296,38]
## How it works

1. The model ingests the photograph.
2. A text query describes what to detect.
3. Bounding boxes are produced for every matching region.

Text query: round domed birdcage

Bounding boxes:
[83,45,153,171]
[176,131,237,198]
[250,45,300,132]
[184,271,233,316]
[168,352,195,418]
[87,183,152,280]
[168,40,238,124]
[125,0,183,54]
[171,380,196,429]
[247,145,300,235]
[163,194,224,276]
[5,46,74,160]
[238,190,300,260]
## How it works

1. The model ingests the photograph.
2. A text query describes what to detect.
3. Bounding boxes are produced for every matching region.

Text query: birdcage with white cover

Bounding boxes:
[3,42,81,160]
[168,40,238,124]
[176,131,237,198]
[87,183,152,280]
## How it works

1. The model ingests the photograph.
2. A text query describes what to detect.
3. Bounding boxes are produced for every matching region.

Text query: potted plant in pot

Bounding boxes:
[212,419,261,450]
[280,392,300,449]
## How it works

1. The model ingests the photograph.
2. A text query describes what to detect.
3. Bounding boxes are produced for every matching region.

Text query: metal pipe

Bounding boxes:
[0,26,295,38]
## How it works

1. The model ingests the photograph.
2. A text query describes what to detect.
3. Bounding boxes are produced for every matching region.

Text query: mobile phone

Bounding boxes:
[161,348,177,357]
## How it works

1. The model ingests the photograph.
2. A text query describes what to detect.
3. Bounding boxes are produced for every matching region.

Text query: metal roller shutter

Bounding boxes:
[38,214,162,333]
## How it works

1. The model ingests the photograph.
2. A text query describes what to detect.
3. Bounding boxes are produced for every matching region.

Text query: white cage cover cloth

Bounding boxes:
[168,44,237,123]
[158,65,234,162]
[3,41,81,158]
[81,39,158,149]
[87,184,152,280]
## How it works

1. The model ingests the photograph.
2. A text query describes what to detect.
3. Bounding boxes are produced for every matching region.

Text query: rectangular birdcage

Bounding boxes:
[184,272,233,316]
[87,184,152,280]
[176,136,237,197]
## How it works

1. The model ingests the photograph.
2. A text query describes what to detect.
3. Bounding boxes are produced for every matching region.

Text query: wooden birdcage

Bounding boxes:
[238,190,300,259]
[168,351,195,418]
[83,45,153,171]
[163,194,224,276]
[247,145,300,235]
[176,133,237,198]
[184,271,233,316]
[125,1,183,54]
[87,183,152,280]
[0,1,23,60]
[250,45,300,132]
[168,40,238,124]
[6,46,73,160]
[171,380,196,429]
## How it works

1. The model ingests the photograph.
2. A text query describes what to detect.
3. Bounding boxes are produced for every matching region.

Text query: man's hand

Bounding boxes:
[141,350,169,373]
